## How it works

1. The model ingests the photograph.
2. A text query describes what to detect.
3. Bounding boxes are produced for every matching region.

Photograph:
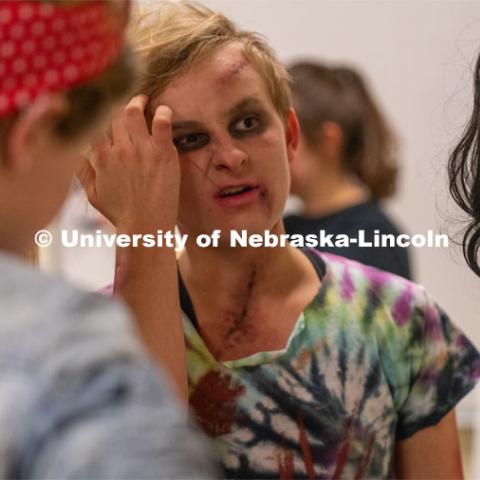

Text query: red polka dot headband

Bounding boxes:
[0,1,127,118]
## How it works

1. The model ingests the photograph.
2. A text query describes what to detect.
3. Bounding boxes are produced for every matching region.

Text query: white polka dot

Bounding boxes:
[42,36,55,51]
[71,47,85,61]
[18,4,34,21]
[78,29,90,42]
[15,90,30,107]
[38,3,54,18]
[53,52,66,65]
[12,59,27,74]
[52,18,66,32]
[45,70,59,85]
[9,25,25,39]
[63,65,78,81]
[89,7,100,21]
[33,55,47,69]
[31,22,46,37]
[77,12,88,25]
[89,42,101,56]
[62,33,74,46]
[0,8,12,24]
[22,40,35,55]
[2,78,16,91]
[0,42,15,59]
[24,73,38,87]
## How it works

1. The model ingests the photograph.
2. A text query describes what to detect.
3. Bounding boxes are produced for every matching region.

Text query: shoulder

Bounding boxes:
[319,250,420,305]
[0,253,144,376]
[312,251,441,346]
[318,250,479,380]
[0,255,191,478]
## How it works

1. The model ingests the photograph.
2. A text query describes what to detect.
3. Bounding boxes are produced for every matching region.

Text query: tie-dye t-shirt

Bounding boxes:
[180,249,480,479]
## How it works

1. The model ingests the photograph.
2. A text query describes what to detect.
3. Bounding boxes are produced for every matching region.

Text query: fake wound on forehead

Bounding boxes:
[216,58,250,86]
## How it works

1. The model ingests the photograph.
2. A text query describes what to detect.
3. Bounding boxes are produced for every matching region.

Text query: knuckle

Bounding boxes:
[124,105,143,122]
[153,116,171,130]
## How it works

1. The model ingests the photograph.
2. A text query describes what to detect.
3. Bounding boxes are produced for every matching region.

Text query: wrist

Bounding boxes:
[116,218,177,236]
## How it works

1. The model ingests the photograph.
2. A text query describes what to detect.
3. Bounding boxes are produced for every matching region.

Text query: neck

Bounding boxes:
[178,221,312,307]
[178,221,322,361]
[301,169,370,217]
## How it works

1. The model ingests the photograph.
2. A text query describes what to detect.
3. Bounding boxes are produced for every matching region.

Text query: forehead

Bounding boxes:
[154,43,272,118]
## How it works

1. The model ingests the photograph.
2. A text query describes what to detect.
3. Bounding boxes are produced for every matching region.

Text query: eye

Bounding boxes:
[232,115,260,134]
[173,132,209,152]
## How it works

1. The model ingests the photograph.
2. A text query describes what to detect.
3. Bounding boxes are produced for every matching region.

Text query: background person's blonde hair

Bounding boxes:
[130,0,291,118]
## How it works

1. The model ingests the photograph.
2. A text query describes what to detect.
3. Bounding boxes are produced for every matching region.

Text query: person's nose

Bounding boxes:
[211,135,248,173]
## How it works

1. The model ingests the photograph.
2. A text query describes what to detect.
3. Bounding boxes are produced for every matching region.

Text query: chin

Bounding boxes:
[226,215,284,236]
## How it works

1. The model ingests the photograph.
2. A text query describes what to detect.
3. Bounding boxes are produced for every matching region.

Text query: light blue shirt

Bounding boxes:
[0,252,215,479]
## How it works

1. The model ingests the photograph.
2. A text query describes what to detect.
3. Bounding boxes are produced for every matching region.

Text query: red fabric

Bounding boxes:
[0,1,126,117]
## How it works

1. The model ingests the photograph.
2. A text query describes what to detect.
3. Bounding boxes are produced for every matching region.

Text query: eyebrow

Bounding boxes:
[227,96,263,118]
[172,120,203,131]
[171,96,264,131]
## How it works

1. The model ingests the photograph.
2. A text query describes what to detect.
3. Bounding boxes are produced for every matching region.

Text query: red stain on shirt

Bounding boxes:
[298,410,316,480]
[332,416,354,480]
[189,371,244,437]
[278,449,294,480]
[354,432,375,479]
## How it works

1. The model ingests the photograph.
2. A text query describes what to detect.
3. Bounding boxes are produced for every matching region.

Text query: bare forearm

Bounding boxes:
[79,98,185,398]
[114,228,187,401]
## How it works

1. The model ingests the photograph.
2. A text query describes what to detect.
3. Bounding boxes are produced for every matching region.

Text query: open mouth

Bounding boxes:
[218,185,256,198]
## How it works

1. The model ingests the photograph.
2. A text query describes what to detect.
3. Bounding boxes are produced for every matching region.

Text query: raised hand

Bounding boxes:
[79,94,180,232]
[79,95,187,400]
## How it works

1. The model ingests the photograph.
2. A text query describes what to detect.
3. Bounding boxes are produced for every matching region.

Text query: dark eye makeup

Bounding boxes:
[173,132,210,152]
[173,111,268,153]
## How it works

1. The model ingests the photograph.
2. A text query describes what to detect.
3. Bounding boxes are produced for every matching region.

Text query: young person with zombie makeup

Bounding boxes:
[0,1,214,478]
[284,62,412,280]
[83,2,479,478]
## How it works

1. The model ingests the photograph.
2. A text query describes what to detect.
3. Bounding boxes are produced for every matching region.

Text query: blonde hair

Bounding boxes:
[130,1,291,117]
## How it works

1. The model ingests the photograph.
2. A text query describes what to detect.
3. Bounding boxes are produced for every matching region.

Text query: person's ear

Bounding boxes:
[320,121,343,158]
[285,107,300,164]
[5,94,68,173]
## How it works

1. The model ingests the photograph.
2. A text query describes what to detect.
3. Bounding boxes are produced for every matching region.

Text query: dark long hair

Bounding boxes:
[288,62,399,200]
[448,52,480,276]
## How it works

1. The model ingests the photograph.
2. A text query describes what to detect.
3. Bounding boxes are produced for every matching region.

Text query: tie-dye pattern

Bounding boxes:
[184,251,480,479]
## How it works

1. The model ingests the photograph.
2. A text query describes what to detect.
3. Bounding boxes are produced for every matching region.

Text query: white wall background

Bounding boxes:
[191,0,480,346]
[55,1,480,343]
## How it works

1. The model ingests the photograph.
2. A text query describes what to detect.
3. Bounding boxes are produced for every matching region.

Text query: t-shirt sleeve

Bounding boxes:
[394,288,480,440]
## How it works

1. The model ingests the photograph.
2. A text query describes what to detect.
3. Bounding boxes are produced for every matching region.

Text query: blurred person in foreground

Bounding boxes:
[80,1,479,478]
[285,62,412,279]
[0,1,214,478]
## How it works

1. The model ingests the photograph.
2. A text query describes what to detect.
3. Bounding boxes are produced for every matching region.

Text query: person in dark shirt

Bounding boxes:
[284,201,411,279]
[285,62,412,279]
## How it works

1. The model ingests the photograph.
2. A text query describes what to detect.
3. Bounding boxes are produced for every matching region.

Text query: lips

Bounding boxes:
[217,184,255,198]
[214,183,263,207]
